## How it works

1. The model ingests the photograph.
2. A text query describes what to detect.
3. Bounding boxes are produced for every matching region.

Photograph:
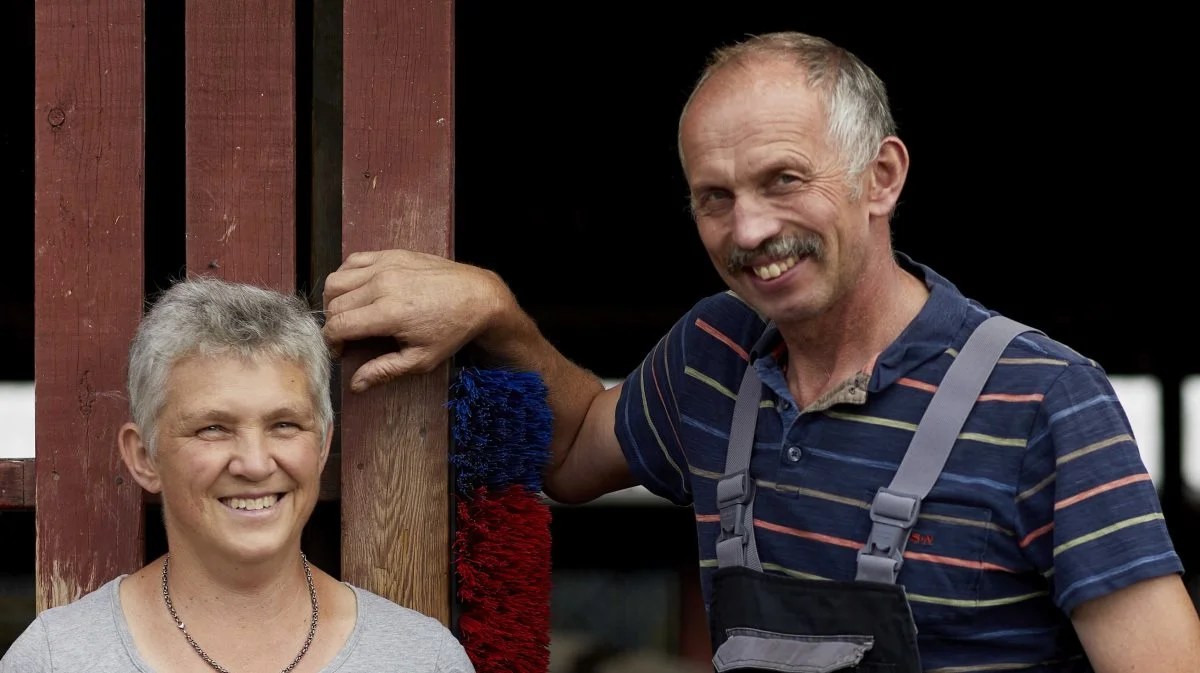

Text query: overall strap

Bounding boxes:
[856,316,1039,584]
[715,364,765,571]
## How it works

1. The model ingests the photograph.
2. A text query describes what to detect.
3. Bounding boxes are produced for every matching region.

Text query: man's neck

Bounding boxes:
[777,255,929,409]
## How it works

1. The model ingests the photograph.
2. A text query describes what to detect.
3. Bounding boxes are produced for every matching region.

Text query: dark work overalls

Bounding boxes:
[708,316,1036,672]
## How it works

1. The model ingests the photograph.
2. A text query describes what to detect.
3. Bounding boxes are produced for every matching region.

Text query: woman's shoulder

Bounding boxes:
[347,584,454,634]
[341,584,474,672]
[28,576,123,632]
[0,577,130,671]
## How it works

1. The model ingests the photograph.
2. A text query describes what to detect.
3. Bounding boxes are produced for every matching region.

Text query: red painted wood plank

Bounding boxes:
[0,459,34,509]
[33,0,146,612]
[184,0,296,291]
[340,0,455,625]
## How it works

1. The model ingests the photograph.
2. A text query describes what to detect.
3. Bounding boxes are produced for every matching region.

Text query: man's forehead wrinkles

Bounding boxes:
[690,144,814,184]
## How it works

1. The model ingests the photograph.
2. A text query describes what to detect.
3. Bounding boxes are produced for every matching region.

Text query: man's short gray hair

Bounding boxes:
[127,277,333,453]
[680,31,897,199]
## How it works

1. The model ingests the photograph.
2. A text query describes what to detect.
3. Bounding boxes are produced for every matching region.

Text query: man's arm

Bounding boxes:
[1014,360,1197,671]
[471,295,637,502]
[1072,574,1200,673]
[322,249,634,504]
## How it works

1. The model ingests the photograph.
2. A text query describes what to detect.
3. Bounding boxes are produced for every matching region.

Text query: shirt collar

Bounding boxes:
[748,251,970,393]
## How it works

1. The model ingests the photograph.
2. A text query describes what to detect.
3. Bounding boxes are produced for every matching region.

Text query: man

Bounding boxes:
[322,32,1200,672]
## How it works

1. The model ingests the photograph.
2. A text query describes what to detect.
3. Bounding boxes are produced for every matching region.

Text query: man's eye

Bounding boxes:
[695,190,731,211]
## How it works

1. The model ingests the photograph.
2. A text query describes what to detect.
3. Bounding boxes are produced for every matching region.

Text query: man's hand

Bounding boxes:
[323,249,512,392]
[324,249,630,502]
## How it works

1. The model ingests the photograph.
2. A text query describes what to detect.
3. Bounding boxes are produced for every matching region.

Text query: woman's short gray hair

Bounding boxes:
[127,277,333,453]
[680,31,897,199]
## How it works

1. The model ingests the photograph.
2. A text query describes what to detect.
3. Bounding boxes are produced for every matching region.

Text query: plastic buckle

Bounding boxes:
[862,522,908,559]
[716,471,756,539]
[855,552,901,583]
[868,488,920,531]
[863,489,921,558]
[716,471,753,509]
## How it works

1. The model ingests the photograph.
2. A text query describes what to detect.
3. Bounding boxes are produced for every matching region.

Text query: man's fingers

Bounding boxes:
[322,266,377,305]
[322,304,399,346]
[349,348,434,392]
[339,250,385,271]
[339,249,432,272]
[325,282,377,317]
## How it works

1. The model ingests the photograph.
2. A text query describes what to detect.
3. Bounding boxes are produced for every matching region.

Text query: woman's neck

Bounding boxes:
[121,543,358,673]
[160,545,312,628]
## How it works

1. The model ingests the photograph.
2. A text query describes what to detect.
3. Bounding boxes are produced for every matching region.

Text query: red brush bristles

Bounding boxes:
[454,484,552,673]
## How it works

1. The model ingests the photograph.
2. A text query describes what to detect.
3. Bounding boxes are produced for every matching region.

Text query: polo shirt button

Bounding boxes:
[786,446,802,463]
[778,400,790,411]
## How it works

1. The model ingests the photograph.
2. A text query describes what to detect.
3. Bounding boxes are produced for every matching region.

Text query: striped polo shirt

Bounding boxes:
[614,253,1183,673]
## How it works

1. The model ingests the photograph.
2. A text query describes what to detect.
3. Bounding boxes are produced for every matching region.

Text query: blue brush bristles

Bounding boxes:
[448,367,553,493]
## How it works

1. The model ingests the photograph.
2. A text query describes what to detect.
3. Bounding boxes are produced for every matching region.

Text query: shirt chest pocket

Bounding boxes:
[886,498,998,631]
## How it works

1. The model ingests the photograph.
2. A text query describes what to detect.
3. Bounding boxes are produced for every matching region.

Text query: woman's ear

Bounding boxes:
[118,422,161,494]
[318,423,334,473]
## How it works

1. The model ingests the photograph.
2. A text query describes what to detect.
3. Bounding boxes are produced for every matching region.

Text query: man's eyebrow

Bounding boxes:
[689,177,729,196]
[756,155,813,177]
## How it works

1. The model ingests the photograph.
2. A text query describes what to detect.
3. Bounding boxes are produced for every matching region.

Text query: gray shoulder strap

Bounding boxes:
[715,363,764,571]
[856,315,1039,584]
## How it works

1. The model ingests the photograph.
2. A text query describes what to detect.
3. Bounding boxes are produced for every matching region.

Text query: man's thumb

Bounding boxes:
[349,348,431,392]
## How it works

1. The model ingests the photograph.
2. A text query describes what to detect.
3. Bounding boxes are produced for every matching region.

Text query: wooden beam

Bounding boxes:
[0,459,35,510]
[340,0,455,625]
[184,0,296,290]
[33,0,146,613]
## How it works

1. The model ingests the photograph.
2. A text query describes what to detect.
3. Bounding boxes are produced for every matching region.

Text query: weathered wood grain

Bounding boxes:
[184,0,296,290]
[340,0,455,625]
[33,0,146,612]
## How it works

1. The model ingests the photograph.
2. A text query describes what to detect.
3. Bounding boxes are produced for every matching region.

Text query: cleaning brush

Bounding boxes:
[448,368,551,493]
[449,367,554,673]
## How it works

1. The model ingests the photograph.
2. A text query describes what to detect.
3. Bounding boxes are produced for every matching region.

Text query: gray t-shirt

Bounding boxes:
[0,576,474,672]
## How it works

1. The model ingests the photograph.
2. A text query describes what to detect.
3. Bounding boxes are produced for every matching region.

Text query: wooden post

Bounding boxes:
[340,0,455,624]
[184,0,296,290]
[0,460,35,510]
[33,0,146,612]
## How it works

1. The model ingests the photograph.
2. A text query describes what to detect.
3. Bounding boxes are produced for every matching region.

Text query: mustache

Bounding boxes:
[725,235,822,274]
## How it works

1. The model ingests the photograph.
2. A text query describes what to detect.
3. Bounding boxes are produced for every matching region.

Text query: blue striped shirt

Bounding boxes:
[614,254,1182,672]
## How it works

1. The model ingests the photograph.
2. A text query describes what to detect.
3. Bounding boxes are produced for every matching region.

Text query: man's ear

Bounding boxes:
[865,136,910,218]
[118,422,161,494]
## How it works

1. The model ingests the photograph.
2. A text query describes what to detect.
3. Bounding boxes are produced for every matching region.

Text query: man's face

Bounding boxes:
[681,57,877,326]
[151,354,329,564]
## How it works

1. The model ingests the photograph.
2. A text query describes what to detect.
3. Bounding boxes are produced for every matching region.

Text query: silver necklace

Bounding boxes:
[161,552,319,673]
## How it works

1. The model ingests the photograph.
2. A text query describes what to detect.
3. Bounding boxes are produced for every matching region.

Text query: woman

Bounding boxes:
[1,278,474,672]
